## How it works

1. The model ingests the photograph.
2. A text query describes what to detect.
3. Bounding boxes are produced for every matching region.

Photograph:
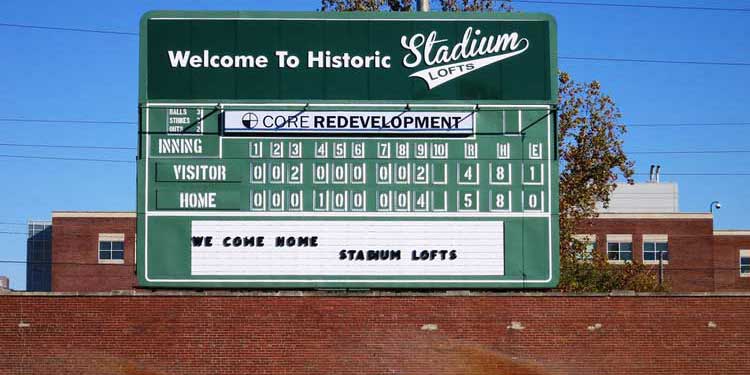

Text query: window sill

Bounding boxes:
[98,259,125,265]
[607,260,631,265]
[644,261,669,265]
[740,273,750,278]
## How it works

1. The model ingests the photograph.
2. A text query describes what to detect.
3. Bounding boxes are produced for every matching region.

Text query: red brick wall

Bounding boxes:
[1,294,748,374]
[47,215,748,293]
[576,218,715,292]
[713,235,750,291]
[51,217,137,292]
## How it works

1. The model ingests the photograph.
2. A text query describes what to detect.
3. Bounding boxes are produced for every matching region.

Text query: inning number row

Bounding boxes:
[249,141,544,160]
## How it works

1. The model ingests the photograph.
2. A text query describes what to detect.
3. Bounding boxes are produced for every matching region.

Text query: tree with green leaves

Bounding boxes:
[321,0,663,292]
[557,72,662,292]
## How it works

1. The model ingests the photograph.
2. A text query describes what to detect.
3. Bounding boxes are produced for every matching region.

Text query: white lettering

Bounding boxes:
[168,50,269,69]
[172,165,227,181]
[307,50,391,69]
[179,192,217,208]
[168,50,190,67]
[400,27,530,89]
[157,139,203,154]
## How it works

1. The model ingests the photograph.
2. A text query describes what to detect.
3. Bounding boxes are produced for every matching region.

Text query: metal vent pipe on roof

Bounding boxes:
[655,165,661,183]
[649,165,655,182]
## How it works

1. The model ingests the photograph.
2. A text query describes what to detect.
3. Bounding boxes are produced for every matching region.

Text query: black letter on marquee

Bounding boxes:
[192,237,207,247]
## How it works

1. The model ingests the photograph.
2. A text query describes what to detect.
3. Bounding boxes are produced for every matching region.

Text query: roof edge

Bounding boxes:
[52,211,136,218]
[714,230,750,236]
[596,213,712,219]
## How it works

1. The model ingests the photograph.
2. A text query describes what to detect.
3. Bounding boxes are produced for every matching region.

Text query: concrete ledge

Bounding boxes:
[4,290,750,297]
[714,230,750,236]
[597,212,712,219]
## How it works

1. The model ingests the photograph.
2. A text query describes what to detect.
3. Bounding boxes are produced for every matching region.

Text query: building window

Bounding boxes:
[98,233,125,264]
[643,235,669,264]
[606,235,632,263]
[572,234,596,261]
[740,250,750,277]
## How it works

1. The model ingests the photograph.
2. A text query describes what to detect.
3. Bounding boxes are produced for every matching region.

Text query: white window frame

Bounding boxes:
[740,250,750,277]
[606,234,633,264]
[98,233,125,264]
[643,234,669,265]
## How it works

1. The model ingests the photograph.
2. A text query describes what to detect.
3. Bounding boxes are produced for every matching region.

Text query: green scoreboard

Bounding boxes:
[137,11,559,288]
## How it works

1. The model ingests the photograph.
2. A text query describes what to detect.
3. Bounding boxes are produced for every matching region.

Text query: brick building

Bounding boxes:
[712,230,750,290]
[46,212,137,292]
[28,209,750,292]
[575,213,750,292]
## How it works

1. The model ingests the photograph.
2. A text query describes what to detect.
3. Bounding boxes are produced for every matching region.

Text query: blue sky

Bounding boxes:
[0,0,748,290]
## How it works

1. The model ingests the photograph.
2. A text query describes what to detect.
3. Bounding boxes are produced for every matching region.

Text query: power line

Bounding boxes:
[560,55,750,66]
[0,222,27,226]
[0,21,749,67]
[0,260,133,267]
[0,22,137,36]
[0,142,135,151]
[630,150,750,155]
[633,172,750,176]
[0,118,134,125]
[0,154,134,164]
[628,122,750,128]
[3,117,749,130]
[515,0,750,12]
[2,140,750,156]
[0,150,746,167]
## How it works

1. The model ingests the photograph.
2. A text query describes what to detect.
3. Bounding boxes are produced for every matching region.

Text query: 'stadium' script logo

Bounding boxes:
[401,26,529,90]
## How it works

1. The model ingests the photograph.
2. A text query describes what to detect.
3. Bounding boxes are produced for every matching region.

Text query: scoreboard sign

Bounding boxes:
[137,11,559,288]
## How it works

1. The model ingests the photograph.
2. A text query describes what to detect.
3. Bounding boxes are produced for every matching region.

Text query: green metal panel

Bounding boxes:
[137,11,559,289]
[139,11,557,103]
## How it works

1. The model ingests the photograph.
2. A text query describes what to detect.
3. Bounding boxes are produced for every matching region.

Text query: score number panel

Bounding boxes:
[240,139,546,214]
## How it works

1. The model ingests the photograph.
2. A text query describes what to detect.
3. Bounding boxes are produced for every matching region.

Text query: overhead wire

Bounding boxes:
[513,0,750,12]
[0,22,138,36]
[628,122,750,128]
[0,154,134,163]
[2,139,750,156]
[0,118,135,125]
[0,142,135,151]
[0,20,749,67]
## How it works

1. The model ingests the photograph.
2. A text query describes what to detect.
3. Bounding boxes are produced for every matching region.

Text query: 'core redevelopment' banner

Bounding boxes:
[223,110,475,135]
